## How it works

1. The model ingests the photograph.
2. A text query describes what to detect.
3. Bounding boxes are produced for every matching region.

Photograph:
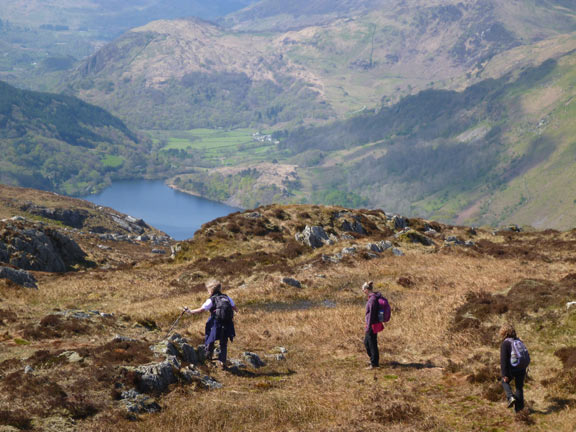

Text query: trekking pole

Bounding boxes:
[164,308,187,340]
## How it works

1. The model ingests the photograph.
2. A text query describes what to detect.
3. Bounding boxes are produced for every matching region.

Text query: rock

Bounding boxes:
[341,233,355,240]
[391,215,408,230]
[0,223,88,272]
[366,243,383,253]
[113,335,137,343]
[151,249,166,254]
[180,366,222,390]
[19,204,89,229]
[321,253,342,264]
[243,352,266,368]
[341,247,357,255]
[121,389,161,414]
[567,301,576,310]
[340,219,366,235]
[392,248,405,256]
[274,347,288,354]
[97,244,111,250]
[136,235,150,242]
[395,229,433,246]
[58,351,83,363]
[244,212,262,219]
[134,357,180,393]
[168,333,198,364]
[295,225,332,248]
[281,277,302,288]
[24,365,34,374]
[0,266,38,289]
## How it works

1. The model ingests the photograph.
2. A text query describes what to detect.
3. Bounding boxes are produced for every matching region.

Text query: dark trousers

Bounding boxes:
[502,369,526,412]
[364,329,379,367]
[207,334,228,363]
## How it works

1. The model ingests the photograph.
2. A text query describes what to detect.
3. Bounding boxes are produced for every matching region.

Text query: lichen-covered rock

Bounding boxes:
[120,389,161,413]
[19,204,89,229]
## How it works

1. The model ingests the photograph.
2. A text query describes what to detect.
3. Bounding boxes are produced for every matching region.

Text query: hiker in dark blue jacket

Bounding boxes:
[184,280,238,369]
[499,324,528,412]
[362,281,384,369]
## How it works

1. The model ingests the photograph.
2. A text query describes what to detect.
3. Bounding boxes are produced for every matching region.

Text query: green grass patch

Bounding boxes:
[101,155,124,168]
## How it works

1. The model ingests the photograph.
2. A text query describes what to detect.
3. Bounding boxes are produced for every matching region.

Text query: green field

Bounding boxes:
[146,128,281,165]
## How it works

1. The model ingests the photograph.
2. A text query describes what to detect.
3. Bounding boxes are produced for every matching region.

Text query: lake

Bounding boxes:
[81,180,240,240]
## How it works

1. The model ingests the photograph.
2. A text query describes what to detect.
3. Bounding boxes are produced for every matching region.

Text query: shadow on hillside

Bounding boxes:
[535,397,576,415]
[383,360,439,370]
[226,366,296,378]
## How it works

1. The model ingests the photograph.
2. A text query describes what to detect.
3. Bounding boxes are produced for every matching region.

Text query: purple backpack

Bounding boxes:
[377,297,391,323]
[507,338,530,369]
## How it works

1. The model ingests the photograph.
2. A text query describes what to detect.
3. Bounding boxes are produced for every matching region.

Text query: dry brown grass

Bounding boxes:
[2,205,576,431]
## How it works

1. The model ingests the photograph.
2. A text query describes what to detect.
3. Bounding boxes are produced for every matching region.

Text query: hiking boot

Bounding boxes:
[507,397,516,408]
[365,365,379,370]
[216,360,227,370]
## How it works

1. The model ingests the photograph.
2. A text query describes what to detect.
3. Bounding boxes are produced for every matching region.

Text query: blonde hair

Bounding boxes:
[499,324,517,340]
[206,279,222,296]
[362,281,374,291]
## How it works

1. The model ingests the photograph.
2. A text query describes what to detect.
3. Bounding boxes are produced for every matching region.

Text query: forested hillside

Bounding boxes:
[0,81,157,195]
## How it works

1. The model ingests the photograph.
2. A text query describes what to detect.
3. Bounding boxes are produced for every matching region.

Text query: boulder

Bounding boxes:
[134,356,180,393]
[281,277,302,288]
[0,266,37,289]
[295,225,333,248]
[243,352,266,368]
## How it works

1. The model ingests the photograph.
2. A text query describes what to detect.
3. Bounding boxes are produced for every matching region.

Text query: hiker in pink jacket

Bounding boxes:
[362,281,385,369]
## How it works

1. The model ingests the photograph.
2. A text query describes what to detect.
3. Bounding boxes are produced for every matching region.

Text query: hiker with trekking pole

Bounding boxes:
[183,280,238,370]
[362,281,391,369]
[499,324,530,412]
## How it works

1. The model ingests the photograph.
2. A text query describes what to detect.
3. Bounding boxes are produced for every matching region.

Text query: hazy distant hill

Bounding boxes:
[65,0,576,129]
[0,80,154,195]
[0,0,258,90]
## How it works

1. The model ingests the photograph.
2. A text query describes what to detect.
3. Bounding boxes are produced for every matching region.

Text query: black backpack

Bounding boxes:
[211,294,234,322]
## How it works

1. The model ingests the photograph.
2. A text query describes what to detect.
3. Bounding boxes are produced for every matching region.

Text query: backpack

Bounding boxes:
[211,294,234,322]
[507,338,530,369]
[377,297,391,323]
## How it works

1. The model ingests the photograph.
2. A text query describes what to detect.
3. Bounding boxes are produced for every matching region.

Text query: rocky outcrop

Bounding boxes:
[0,266,38,288]
[0,221,88,272]
[19,204,89,229]
[295,225,336,248]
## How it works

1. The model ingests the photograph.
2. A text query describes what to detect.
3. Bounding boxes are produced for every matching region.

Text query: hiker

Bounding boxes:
[362,281,387,369]
[499,324,529,412]
[184,280,238,369]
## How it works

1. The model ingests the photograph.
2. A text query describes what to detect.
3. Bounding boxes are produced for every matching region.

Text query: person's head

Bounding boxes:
[206,279,222,296]
[362,281,374,297]
[499,323,517,340]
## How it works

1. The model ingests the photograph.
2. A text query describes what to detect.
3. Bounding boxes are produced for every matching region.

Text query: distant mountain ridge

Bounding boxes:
[64,0,576,130]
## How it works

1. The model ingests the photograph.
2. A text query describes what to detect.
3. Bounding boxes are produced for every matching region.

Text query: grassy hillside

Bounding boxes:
[1,196,576,430]
[65,1,576,130]
[0,80,159,195]
[276,49,576,229]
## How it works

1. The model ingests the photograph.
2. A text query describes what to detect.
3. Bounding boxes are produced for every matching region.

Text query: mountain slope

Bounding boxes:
[277,49,576,229]
[65,0,576,129]
[0,80,154,195]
